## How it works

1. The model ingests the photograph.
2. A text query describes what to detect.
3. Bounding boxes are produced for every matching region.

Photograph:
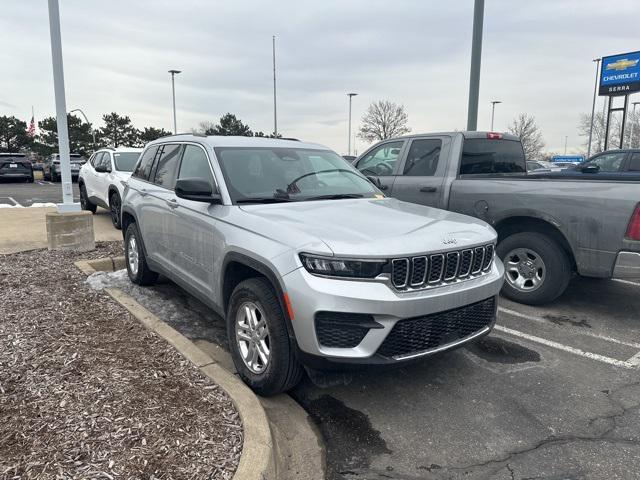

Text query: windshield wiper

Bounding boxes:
[305,193,364,201]
[236,196,296,204]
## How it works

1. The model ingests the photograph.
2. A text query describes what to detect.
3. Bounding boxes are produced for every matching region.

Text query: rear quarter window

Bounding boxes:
[460,139,526,175]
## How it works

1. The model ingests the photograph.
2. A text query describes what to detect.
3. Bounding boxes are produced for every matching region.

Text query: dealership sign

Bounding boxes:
[599,51,640,96]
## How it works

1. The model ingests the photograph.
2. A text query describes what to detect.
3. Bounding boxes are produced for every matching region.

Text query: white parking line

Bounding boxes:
[7,197,22,207]
[613,279,640,287]
[494,325,638,369]
[499,307,640,349]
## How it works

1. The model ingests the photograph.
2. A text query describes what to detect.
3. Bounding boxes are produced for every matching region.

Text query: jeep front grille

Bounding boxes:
[391,244,495,290]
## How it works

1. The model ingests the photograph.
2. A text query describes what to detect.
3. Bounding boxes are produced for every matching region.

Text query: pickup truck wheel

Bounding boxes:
[124,223,158,286]
[109,192,122,229]
[497,232,571,305]
[79,184,97,213]
[227,277,303,396]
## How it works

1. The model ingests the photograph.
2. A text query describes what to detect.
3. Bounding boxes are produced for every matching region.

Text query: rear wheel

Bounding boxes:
[109,191,122,229]
[124,222,158,286]
[227,277,303,396]
[79,184,97,213]
[497,232,572,305]
[51,169,58,182]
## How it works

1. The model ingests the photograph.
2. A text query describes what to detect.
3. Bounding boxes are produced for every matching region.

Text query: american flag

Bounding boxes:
[27,114,36,137]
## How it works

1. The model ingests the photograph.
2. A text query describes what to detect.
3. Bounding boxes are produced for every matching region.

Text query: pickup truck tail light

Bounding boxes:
[486,132,503,139]
[626,204,640,241]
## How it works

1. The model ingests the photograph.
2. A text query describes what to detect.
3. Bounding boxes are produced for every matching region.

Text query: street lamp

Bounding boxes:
[466,0,485,131]
[564,135,568,155]
[630,101,640,149]
[587,58,601,157]
[70,108,96,148]
[168,69,181,134]
[490,100,501,131]
[347,93,358,156]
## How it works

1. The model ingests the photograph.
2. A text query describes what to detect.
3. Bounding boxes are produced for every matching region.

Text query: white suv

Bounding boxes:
[79,147,142,228]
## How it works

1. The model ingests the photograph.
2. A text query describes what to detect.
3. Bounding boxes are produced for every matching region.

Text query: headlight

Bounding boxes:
[299,253,387,278]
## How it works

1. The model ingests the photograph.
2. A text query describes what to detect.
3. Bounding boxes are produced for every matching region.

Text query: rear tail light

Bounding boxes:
[626,203,640,241]
[486,132,503,139]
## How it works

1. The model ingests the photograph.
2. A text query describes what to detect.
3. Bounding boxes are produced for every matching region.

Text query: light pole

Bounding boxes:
[490,100,501,131]
[272,35,278,137]
[168,69,181,134]
[587,58,601,157]
[466,0,485,131]
[70,108,95,149]
[47,0,77,212]
[564,136,568,155]
[630,101,640,148]
[347,93,358,156]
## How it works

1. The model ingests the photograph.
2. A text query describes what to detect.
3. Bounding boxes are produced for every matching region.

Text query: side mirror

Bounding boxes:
[95,164,109,173]
[366,175,388,190]
[580,164,600,173]
[175,178,222,204]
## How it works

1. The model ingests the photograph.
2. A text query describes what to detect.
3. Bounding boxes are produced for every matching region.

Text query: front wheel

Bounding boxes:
[109,192,122,229]
[227,278,303,396]
[79,184,97,213]
[497,232,572,305]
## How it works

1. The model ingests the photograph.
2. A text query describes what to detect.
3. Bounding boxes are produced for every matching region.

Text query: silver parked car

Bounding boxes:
[121,135,504,395]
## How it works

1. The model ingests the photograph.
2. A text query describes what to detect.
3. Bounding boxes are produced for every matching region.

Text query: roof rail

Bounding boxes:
[280,137,300,141]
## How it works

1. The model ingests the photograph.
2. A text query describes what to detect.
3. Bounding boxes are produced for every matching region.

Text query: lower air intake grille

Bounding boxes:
[377,297,496,359]
[315,312,377,348]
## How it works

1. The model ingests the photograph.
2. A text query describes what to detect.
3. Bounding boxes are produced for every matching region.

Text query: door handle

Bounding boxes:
[139,187,148,197]
[420,186,437,193]
[166,198,179,209]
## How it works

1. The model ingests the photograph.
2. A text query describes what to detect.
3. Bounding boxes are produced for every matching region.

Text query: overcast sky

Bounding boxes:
[1,0,638,154]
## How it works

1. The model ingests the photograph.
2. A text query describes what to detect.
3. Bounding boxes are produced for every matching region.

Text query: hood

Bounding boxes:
[238,198,496,257]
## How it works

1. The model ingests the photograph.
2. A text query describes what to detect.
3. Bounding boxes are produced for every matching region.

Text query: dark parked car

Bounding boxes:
[43,153,87,182]
[0,153,34,183]
[540,149,640,179]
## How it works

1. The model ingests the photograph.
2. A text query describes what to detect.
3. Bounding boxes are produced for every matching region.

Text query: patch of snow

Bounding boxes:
[86,269,129,290]
[0,202,57,208]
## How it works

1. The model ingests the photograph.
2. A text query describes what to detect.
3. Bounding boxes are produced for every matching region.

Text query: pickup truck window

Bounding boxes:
[356,141,403,176]
[460,139,526,175]
[629,153,640,172]
[586,152,625,172]
[403,139,441,176]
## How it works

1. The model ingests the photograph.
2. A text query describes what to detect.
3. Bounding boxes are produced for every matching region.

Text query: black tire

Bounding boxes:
[124,222,158,286]
[109,191,122,229]
[79,183,97,213]
[497,232,572,305]
[227,277,303,396]
[51,169,58,182]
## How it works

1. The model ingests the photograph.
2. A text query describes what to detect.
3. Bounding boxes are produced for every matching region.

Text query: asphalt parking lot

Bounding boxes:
[0,180,80,206]
[91,267,640,479]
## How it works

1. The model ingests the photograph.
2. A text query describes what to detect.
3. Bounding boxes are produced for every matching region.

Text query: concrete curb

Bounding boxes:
[74,257,276,480]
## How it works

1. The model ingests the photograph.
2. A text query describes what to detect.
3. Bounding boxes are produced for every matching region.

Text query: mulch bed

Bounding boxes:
[0,243,242,479]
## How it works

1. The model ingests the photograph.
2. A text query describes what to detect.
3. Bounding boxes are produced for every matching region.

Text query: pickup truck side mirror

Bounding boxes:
[175,178,222,204]
[580,164,600,173]
[366,175,388,190]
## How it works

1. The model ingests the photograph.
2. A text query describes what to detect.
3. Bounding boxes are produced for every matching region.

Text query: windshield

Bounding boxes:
[113,152,140,172]
[214,147,380,204]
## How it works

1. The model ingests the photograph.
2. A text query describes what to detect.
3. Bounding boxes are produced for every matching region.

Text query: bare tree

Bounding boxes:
[507,113,545,160]
[358,100,410,143]
[579,110,640,154]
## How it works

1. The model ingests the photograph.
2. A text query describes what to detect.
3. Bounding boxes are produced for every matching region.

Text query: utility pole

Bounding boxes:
[490,100,501,131]
[272,35,278,137]
[564,135,568,155]
[168,70,181,134]
[70,108,95,148]
[47,0,77,212]
[587,58,601,157]
[347,93,358,155]
[629,101,640,148]
[466,0,485,131]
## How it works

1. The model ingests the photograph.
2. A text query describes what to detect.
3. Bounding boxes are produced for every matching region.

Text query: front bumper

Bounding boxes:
[613,251,640,278]
[282,260,504,364]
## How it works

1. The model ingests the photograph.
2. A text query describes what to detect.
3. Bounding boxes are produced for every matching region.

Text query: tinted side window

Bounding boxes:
[589,152,625,172]
[629,153,640,172]
[460,139,526,175]
[90,152,103,167]
[356,141,404,176]
[153,144,182,189]
[132,146,159,180]
[100,153,112,171]
[178,145,214,185]
[403,139,441,176]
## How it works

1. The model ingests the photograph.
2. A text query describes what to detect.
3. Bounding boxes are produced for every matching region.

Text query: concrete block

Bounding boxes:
[46,211,95,252]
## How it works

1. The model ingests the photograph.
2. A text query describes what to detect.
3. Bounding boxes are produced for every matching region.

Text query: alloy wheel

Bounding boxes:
[235,301,271,374]
[127,235,139,276]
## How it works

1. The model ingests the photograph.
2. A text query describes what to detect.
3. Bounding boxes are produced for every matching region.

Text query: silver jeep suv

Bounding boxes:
[121,135,504,395]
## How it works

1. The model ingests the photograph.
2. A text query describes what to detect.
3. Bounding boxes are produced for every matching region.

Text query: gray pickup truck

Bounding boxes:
[355,131,640,305]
